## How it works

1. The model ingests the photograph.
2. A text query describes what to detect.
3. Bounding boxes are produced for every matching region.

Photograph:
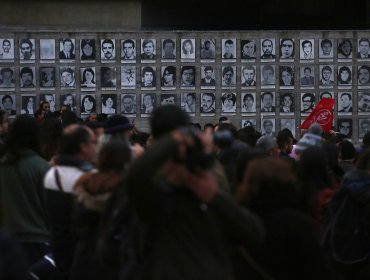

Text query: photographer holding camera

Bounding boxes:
[122,105,264,280]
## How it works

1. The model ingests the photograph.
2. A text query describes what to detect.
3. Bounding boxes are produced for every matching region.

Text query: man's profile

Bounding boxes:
[261,39,275,59]
[101,39,115,61]
[59,38,75,60]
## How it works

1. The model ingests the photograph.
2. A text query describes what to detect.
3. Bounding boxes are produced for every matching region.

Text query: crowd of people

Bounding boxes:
[1,102,370,280]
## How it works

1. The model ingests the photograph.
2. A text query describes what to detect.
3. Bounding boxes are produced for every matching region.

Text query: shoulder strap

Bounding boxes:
[54,168,64,192]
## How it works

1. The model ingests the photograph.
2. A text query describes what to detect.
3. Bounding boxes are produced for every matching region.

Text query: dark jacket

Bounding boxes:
[125,136,264,280]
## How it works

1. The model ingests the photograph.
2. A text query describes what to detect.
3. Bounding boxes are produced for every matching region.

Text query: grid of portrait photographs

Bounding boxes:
[0,34,369,142]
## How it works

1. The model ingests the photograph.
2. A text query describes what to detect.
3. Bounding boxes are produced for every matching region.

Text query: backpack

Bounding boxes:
[322,189,370,266]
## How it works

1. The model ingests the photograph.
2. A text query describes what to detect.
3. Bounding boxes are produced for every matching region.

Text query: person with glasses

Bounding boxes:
[301,92,315,113]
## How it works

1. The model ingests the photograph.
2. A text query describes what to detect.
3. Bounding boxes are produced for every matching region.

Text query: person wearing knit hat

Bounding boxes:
[295,122,323,155]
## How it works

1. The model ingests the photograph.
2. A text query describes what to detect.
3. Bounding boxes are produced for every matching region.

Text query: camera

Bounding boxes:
[173,127,234,173]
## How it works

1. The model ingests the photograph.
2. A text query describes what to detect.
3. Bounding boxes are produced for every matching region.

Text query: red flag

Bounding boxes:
[300,98,335,132]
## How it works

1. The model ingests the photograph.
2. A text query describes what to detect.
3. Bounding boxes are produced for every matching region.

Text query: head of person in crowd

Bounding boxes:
[150,105,190,140]
[295,122,323,156]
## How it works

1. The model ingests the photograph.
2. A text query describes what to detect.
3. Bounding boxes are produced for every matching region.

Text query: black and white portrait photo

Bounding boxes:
[0,39,14,61]
[39,67,56,89]
[140,39,156,61]
[241,40,256,60]
[261,64,275,86]
[121,39,136,62]
[200,39,215,61]
[141,66,156,89]
[300,92,316,114]
[20,67,35,89]
[121,93,136,115]
[200,66,216,89]
[337,65,352,86]
[181,39,195,61]
[180,66,195,88]
[279,38,295,60]
[319,65,334,86]
[337,92,353,113]
[40,93,56,112]
[121,66,136,88]
[221,92,237,114]
[40,39,55,61]
[200,92,216,115]
[241,119,256,128]
[101,94,117,115]
[359,119,370,138]
[358,38,370,59]
[141,93,156,115]
[319,39,334,60]
[261,38,276,60]
[320,91,334,100]
[300,66,315,87]
[222,39,236,61]
[60,66,76,89]
[260,91,276,113]
[337,119,352,138]
[160,93,177,106]
[300,39,314,60]
[280,119,296,138]
[181,92,196,114]
[358,65,370,86]
[80,39,96,61]
[161,39,176,60]
[241,66,257,88]
[0,67,15,89]
[59,38,75,60]
[60,93,77,112]
[241,92,256,114]
[19,38,35,62]
[279,92,295,114]
[221,66,236,88]
[358,92,370,113]
[261,118,276,137]
[0,94,16,116]
[101,67,116,89]
[161,66,176,89]
[80,67,96,90]
[21,95,36,115]
[80,94,97,115]
[337,38,353,60]
[101,39,116,61]
[279,66,295,87]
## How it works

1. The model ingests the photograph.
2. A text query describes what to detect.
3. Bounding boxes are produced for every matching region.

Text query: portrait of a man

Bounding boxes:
[358,38,370,59]
[201,66,216,87]
[222,39,236,60]
[161,39,176,60]
[121,93,136,115]
[181,92,196,114]
[261,119,276,137]
[121,39,136,61]
[200,92,216,114]
[0,39,14,60]
[59,38,75,60]
[337,119,352,138]
[200,39,215,60]
[319,65,334,86]
[20,38,35,61]
[300,39,314,60]
[338,92,352,113]
[280,38,295,59]
[241,66,257,87]
[20,67,35,89]
[260,92,276,112]
[319,39,333,59]
[359,119,370,138]
[101,39,115,61]
[261,38,275,59]
[0,67,15,88]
